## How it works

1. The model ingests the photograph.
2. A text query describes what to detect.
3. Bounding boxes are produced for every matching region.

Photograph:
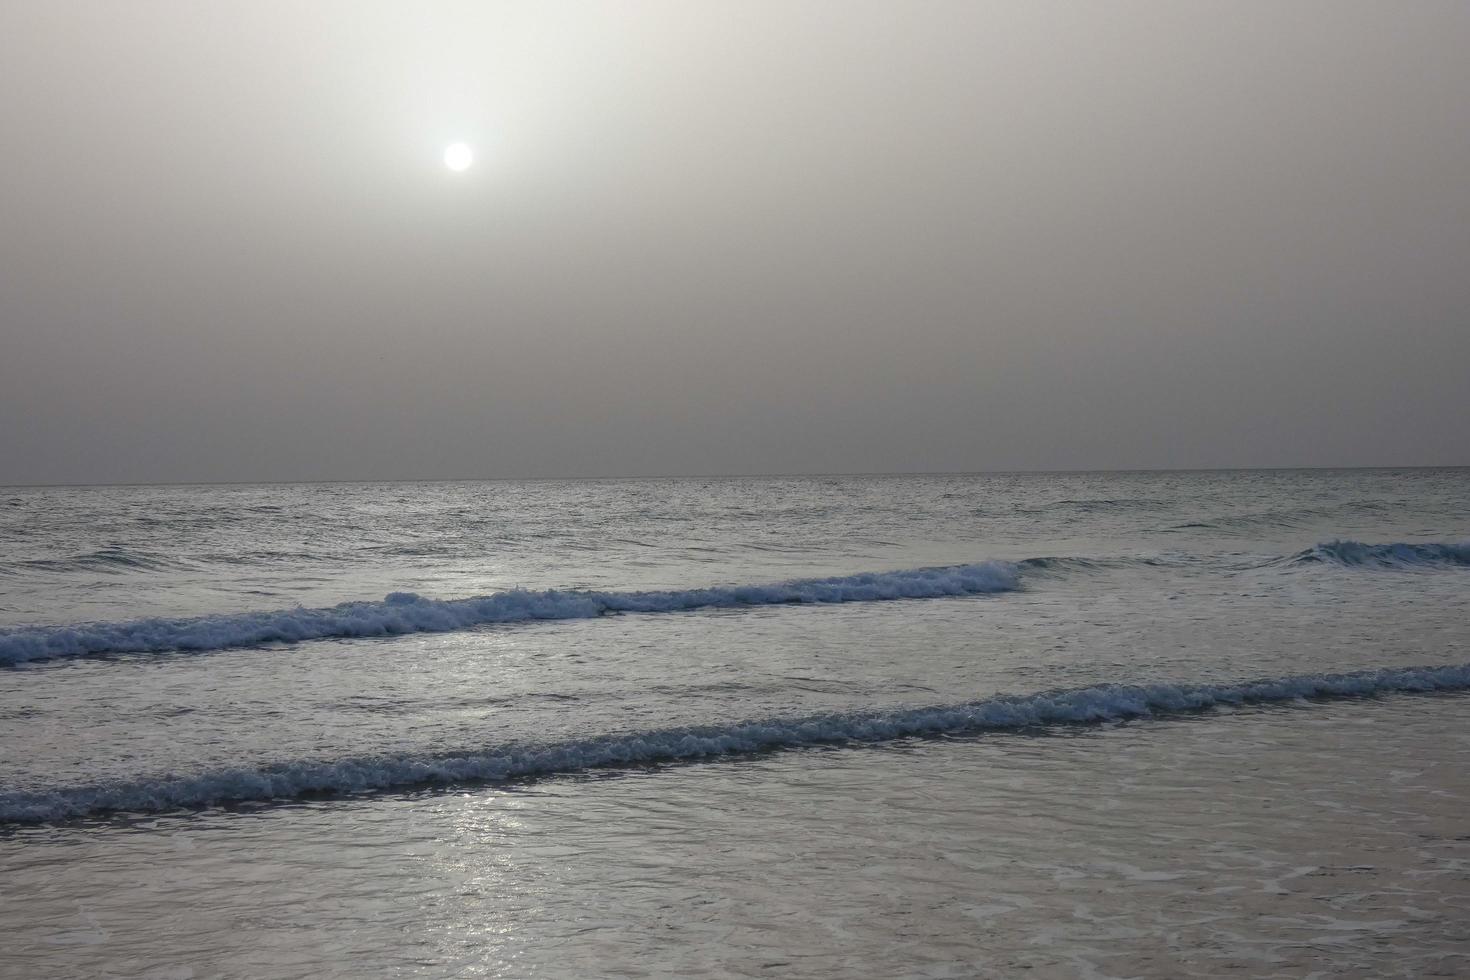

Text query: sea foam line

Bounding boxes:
[0,563,1021,666]
[3,663,1466,824]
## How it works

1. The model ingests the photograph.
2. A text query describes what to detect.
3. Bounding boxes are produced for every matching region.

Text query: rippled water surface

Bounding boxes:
[2,469,1467,977]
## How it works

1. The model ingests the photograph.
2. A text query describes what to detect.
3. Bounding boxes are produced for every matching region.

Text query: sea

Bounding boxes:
[1,468,1467,979]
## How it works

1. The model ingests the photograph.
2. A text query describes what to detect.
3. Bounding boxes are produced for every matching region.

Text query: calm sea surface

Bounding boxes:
[2,469,1467,978]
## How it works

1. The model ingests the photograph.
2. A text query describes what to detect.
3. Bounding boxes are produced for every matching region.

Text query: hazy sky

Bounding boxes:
[2,1,1467,484]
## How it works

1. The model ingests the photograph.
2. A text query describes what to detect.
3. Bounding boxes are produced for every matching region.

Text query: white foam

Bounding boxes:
[4,663,1466,824]
[0,562,1021,665]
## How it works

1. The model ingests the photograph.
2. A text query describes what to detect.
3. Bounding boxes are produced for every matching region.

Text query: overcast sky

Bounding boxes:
[2,1,1467,484]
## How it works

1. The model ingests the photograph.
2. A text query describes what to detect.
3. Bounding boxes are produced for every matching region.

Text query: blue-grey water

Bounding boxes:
[2,469,1468,978]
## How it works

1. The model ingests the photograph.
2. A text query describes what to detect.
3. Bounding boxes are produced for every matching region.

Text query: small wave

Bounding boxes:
[1285,540,1470,568]
[1017,497,1171,515]
[1156,500,1397,535]
[3,663,1465,824]
[1018,555,1168,573]
[1164,516,1289,533]
[13,547,189,575]
[0,562,1021,666]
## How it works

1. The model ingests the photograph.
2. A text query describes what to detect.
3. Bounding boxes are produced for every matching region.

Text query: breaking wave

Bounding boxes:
[3,663,1466,824]
[0,562,1021,666]
[5,539,1466,666]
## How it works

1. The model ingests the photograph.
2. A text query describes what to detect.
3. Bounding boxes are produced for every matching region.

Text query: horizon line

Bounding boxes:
[3,462,1467,491]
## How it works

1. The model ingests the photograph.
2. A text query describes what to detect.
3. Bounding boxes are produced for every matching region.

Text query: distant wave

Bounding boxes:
[1285,539,1470,568]
[0,563,1021,666]
[3,663,1466,824]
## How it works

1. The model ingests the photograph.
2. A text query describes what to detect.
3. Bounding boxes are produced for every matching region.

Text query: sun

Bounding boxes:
[443,143,474,172]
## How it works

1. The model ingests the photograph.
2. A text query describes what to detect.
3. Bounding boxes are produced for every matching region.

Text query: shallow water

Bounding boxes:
[2,469,1467,977]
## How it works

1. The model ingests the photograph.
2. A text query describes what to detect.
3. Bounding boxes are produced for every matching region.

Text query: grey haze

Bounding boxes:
[1,1,1467,484]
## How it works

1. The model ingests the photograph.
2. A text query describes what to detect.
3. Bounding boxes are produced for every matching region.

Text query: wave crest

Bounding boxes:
[1287,539,1470,568]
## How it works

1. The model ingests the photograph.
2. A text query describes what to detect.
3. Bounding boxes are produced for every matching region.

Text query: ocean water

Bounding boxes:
[2,469,1467,978]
